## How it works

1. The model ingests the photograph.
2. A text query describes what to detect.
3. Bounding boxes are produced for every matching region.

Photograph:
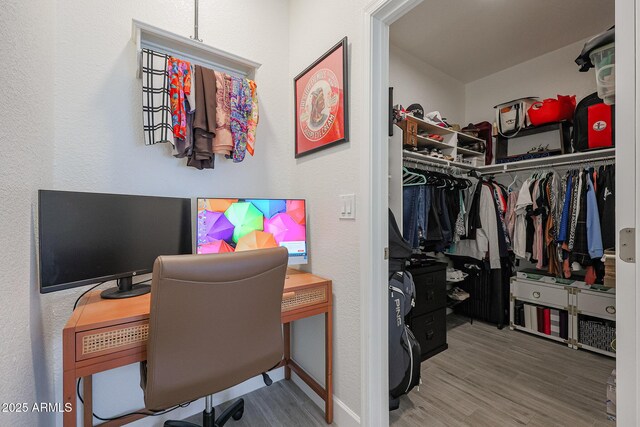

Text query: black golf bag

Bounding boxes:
[388,210,421,410]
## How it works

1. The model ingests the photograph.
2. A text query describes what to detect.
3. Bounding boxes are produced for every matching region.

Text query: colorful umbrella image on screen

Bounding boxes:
[247,199,286,219]
[224,202,264,243]
[198,198,238,213]
[264,213,306,244]
[286,200,306,225]
[197,239,235,254]
[197,211,235,243]
[235,230,278,252]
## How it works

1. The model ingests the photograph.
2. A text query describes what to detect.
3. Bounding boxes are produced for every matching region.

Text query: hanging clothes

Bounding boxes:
[229,76,256,162]
[142,49,261,168]
[141,49,173,146]
[189,65,218,170]
[167,57,192,139]
[247,79,259,156]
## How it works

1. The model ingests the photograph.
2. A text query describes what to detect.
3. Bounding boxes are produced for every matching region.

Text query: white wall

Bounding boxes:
[0,1,55,427]
[465,39,599,126]
[388,43,467,219]
[1,0,294,426]
[287,0,368,425]
[390,44,466,125]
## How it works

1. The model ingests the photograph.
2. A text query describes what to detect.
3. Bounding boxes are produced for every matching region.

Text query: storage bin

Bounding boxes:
[589,43,615,105]
[579,316,616,352]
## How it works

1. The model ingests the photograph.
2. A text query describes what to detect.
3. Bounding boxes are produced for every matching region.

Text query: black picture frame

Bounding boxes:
[294,37,349,158]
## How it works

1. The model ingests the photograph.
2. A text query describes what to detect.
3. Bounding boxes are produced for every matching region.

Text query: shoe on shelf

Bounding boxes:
[448,287,470,301]
[446,268,468,282]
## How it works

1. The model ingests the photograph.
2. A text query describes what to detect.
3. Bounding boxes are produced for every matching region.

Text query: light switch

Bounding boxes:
[339,194,356,220]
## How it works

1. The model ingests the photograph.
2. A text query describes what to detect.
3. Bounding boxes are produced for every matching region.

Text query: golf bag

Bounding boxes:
[388,210,421,410]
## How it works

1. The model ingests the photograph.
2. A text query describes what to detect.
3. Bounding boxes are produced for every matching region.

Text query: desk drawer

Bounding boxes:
[76,320,148,361]
[512,280,567,309]
[281,285,328,312]
[578,291,616,320]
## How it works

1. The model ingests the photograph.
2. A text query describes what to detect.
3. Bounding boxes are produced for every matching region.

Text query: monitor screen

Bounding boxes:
[38,190,192,293]
[196,198,308,265]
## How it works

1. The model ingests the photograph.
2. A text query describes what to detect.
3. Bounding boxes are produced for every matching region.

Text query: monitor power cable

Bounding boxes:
[71,278,152,312]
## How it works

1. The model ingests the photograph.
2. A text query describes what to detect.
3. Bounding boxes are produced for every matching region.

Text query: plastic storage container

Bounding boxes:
[589,43,615,105]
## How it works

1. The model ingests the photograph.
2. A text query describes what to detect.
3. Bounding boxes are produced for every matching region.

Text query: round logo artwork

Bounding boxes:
[593,120,607,131]
[299,68,340,142]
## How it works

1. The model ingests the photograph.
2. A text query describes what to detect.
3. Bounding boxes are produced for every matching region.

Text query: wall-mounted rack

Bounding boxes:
[131,19,261,79]
[403,147,615,176]
[478,148,615,174]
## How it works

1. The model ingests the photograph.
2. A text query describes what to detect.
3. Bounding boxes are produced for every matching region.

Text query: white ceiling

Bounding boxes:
[390,0,614,83]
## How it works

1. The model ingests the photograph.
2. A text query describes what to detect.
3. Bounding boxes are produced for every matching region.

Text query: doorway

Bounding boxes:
[364,1,637,425]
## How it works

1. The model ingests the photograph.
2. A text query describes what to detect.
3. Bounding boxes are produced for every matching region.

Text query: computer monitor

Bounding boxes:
[196,198,308,265]
[38,190,192,298]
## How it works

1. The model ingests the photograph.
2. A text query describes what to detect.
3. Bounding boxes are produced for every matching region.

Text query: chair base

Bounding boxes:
[164,398,244,427]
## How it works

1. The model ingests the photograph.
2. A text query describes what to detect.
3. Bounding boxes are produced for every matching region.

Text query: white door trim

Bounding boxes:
[362,1,422,426]
[616,0,638,424]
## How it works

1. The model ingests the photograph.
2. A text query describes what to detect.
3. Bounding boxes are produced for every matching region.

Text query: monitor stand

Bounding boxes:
[100,277,150,299]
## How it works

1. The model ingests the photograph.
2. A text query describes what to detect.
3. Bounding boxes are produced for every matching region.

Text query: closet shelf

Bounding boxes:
[132,19,261,78]
[399,114,485,143]
[415,134,454,150]
[456,146,484,157]
[478,148,615,174]
[403,150,475,171]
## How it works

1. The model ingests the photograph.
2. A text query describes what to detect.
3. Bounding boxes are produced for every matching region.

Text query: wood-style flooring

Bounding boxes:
[182,315,615,426]
[183,379,326,427]
[391,315,616,427]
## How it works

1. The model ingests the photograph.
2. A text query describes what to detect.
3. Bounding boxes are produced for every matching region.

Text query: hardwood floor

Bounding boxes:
[181,315,614,426]
[182,380,327,427]
[391,315,616,427]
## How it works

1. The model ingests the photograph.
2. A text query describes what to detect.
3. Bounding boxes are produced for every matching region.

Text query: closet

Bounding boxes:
[387,1,618,424]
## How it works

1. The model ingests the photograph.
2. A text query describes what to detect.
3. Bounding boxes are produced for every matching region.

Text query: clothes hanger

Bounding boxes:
[507,173,519,193]
[402,167,426,186]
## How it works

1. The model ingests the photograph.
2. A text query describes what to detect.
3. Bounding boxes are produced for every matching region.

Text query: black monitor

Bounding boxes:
[38,190,192,299]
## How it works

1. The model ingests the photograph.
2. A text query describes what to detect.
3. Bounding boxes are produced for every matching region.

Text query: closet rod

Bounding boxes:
[484,155,616,175]
[402,157,466,176]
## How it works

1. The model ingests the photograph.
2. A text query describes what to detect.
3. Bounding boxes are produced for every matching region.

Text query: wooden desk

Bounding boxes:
[63,269,332,426]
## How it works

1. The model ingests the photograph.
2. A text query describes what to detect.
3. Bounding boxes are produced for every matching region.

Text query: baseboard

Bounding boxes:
[291,374,361,426]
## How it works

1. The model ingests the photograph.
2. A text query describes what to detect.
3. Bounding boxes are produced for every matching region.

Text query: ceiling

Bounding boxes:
[390,0,614,83]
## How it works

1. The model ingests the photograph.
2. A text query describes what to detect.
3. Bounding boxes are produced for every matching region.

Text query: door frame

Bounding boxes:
[364,0,638,425]
[615,0,638,423]
[362,1,422,426]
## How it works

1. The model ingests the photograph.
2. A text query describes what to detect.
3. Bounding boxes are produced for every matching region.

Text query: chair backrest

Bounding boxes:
[143,247,288,411]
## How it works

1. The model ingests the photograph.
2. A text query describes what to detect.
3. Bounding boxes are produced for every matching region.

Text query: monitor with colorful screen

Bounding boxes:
[196,198,308,265]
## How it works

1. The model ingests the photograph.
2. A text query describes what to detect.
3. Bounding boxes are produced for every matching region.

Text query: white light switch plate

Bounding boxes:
[339,194,356,220]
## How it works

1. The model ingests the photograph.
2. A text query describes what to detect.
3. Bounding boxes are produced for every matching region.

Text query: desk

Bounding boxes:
[62,269,332,426]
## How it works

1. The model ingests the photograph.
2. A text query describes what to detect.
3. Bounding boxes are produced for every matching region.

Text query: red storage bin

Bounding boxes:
[528,95,576,127]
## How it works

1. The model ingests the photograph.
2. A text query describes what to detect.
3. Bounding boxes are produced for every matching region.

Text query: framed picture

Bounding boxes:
[294,37,349,158]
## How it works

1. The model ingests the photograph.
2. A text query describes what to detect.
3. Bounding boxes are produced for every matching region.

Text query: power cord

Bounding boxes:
[72,281,106,311]
[72,278,152,311]
[76,377,192,421]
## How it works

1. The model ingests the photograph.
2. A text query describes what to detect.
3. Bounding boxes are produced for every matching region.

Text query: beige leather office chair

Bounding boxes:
[140,247,288,427]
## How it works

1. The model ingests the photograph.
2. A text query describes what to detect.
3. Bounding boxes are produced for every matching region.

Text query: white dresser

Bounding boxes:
[510,274,616,357]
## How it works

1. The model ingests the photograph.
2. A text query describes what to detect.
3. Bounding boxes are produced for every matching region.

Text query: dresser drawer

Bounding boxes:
[413,275,446,316]
[512,280,568,309]
[409,264,446,316]
[281,284,328,312]
[410,308,446,360]
[76,320,148,361]
[578,291,616,320]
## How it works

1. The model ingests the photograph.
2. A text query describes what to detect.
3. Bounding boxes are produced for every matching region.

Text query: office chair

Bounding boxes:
[140,247,289,427]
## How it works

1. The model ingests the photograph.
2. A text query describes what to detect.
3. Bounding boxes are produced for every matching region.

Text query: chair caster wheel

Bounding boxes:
[232,408,244,421]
